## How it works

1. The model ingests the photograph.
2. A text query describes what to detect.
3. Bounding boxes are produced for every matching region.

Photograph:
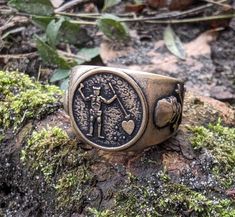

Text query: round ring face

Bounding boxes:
[71,69,147,151]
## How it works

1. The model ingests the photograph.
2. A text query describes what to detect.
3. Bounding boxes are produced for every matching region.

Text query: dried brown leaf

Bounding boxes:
[146,0,194,10]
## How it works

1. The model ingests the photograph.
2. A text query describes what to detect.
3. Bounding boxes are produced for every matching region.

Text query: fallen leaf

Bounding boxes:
[100,41,135,63]
[84,2,98,13]
[100,30,220,98]
[146,0,161,8]
[102,0,121,11]
[163,25,186,60]
[169,0,194,10]
[125,3,146,13]
[146,0,194,11]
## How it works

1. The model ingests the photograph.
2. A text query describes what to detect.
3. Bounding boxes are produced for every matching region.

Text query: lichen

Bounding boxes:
[0,71,62,139]
[21,126,93,213]
[190,119,235,189]
[95,172,235,217]
[55,167,92,210]
[190,119,235,172]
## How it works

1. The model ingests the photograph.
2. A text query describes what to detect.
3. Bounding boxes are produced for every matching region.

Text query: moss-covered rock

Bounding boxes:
[21,126,93,214]
[55,167,92,210]
[190,120,235,189]
[87,121,235,217]
[0,71,62,141]
[20,120,235,216]
[89,172,235,217]
[190,119,235,173]
[2,72,235,216]
[21,127,73,181]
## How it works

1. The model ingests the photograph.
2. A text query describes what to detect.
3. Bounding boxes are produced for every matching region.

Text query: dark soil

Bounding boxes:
[102,23,235,103]
[0,155,55,217]
[211,28,235,103]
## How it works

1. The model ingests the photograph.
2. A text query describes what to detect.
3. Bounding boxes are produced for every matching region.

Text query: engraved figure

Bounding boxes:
[79,83,117,139]
[72,72,144,148]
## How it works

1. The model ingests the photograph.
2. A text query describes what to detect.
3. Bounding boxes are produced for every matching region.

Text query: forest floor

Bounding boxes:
[0,0,235,216]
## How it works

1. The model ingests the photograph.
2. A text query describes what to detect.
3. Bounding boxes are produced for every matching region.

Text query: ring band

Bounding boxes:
[64,65,184,151]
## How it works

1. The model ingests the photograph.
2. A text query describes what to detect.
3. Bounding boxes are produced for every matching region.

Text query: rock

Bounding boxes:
[0,71,235,216]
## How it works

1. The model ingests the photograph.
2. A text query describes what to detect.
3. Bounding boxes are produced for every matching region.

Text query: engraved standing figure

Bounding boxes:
[79,83,117,139]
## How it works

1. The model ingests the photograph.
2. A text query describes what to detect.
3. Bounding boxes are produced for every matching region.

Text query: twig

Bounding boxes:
[55,12,136,19]
[145,13,235,24]
[54,14,96,25]
[57,50,89,61]
[55,11,101,19]
[69,20,96,25]
[0,16,29,32]
[55,4,212,20]
[54,0,88,13]
[54,0,228,21]
[37,65,42,81]
[1,27,26,39]
[0,52,38,59]
[0,7,14,15]
[0,16,14,32]
[174,0,228,18]
[202,0,231,9]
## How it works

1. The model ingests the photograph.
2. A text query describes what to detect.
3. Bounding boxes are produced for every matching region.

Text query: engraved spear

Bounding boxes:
[108,82,130,119]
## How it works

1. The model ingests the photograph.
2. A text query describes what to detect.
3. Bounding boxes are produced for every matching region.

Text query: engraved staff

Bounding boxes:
[108,83,130,119]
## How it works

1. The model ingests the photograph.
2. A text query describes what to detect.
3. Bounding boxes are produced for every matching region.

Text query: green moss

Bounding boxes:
[88,208,112,217]
[21,126,93,212]
[190,119,235,172]
[190,120,235,189]
[55,168,92,210]
[109,174,235,217]
[21,127,70,181]
[21,127,81,181]
[0,71,62,138]
[101,121,235,217]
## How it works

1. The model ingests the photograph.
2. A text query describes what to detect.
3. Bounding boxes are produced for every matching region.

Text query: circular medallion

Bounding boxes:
[70,68,147,151]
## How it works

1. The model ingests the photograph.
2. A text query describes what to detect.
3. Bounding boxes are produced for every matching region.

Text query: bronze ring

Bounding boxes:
[64,65,184,152]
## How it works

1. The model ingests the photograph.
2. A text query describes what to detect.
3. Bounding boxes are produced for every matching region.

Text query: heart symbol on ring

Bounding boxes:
[122,120,135,135]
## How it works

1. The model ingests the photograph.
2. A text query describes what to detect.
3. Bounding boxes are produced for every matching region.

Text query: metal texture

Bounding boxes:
[64,65,184,151]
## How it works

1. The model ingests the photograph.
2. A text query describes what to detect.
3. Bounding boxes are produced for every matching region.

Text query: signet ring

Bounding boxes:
[64,65,184,152]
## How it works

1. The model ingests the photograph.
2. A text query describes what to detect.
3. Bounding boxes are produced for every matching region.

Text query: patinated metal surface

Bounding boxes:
[64,66,184,151]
